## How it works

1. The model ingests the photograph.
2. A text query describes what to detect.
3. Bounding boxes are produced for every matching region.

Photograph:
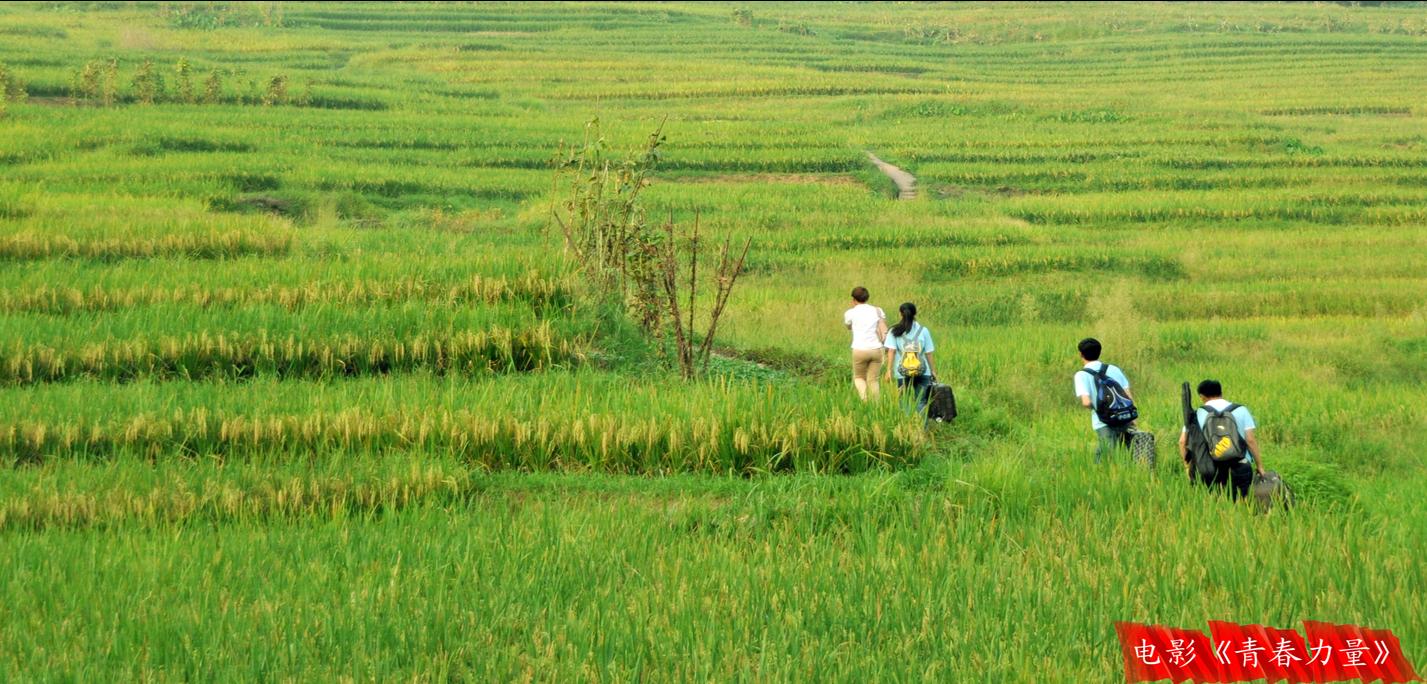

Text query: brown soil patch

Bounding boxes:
[935,184,1027,200]
[25,97,91,108]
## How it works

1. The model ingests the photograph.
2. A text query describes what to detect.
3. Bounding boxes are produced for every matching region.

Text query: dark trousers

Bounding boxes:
[1199,460,1254,500]
[897,375,932,415]
[1094,426,1133,464]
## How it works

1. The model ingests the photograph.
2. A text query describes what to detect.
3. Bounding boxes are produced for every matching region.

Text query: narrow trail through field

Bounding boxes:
[866,152,918,200]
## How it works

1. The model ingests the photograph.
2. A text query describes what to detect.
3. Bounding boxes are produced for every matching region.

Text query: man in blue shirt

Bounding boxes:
[1178,379,1265,500]
[1073,338,1136,463]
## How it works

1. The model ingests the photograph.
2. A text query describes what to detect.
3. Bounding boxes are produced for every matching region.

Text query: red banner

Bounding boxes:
[1210,621,1315,684]
[1209,621,1266,682]
[1117,622,1219,683]
[1118,621,1420,684]
[1303,621,1422,684]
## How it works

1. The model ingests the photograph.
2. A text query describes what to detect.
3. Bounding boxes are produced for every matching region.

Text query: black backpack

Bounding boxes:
[1078,363,1138,427]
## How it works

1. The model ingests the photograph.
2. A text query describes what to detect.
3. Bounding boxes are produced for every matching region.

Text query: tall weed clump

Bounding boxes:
[550,118,666,327]
[551,120,750,378]
[0,62,26,116]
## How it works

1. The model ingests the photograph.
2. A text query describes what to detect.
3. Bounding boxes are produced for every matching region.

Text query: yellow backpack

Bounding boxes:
[898,325,924,377]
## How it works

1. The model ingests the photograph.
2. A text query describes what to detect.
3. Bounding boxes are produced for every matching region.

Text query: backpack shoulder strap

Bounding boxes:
[1201,404,1225,417]
[1076,364,1105,379]
[1223,403,1241,414]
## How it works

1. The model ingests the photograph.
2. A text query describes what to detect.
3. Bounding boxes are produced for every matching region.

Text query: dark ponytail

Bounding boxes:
[890,302,917,338]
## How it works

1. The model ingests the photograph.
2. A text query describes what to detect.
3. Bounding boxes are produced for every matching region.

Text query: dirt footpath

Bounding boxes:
[866,152,917,200]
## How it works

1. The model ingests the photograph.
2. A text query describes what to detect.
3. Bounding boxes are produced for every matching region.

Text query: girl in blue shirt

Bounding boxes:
[882,302,936,414]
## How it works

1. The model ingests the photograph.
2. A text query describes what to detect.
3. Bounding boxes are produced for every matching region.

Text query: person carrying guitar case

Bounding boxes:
[1179,379,1266,501]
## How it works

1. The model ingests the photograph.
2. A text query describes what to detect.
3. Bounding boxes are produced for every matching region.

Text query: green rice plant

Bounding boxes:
[0,228,291,261]
[0,453,481,532]
[0,462,1419,681]
[930,253,1187,281]
[0,191,293,261]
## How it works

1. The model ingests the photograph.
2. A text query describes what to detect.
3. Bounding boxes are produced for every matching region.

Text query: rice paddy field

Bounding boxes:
[2,1,1425,680]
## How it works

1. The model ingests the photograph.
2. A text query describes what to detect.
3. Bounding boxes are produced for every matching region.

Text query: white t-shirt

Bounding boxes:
[843,304,885,351]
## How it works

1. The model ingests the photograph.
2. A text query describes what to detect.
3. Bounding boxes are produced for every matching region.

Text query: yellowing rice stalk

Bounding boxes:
[0,406,925,474]
[0,229,292,261]
[0,326,583,384]
[0,272,570,313]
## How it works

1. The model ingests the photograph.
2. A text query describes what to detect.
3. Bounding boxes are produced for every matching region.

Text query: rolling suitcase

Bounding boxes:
[1129,429,1156,469]
[1252,470,1294,513]
[927,383,957,423]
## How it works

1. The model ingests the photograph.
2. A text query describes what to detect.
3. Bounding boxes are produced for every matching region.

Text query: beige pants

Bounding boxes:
[851,348,883,400]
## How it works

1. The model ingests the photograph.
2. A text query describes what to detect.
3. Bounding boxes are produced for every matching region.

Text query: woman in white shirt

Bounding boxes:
[843,286,887,401]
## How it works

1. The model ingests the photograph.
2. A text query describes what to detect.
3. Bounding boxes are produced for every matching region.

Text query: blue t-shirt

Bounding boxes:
[1074,361,1131,430]
[883,323,935,380]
